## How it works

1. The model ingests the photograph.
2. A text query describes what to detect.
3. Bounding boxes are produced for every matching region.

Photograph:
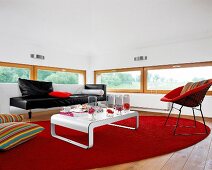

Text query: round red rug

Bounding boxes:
[0,116,210,170]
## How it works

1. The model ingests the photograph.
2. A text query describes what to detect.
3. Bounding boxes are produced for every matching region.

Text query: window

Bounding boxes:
[35,66,85,84]
[95,68,143,92]
[94,62,212,95]
[0,62,86,85]
[0,62,33,83]
[144,62,212,94]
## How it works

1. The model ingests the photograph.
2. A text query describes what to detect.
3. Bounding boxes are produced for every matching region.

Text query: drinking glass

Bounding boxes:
[123,94,130,112]
[115,95,123,115]
[106,95,115,108]
[106,95,115,117]
[61,106,71,113]
[88,96,97,120]
[88,96,97,106]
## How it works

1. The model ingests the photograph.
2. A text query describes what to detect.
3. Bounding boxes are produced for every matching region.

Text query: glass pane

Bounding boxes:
[0,66,30,83]
[147,66,212,90]
[97,71,141,89]
[37,69,84,84]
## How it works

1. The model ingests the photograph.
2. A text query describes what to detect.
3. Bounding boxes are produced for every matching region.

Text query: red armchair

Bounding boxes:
[161,79,212,135]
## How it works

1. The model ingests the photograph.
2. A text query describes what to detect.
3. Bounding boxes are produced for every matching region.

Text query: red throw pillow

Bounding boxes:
[48,91,72,98]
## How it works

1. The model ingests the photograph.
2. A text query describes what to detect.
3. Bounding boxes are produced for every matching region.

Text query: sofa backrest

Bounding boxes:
[53,84,84,94]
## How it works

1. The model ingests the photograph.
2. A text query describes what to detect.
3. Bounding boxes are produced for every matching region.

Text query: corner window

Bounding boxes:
[144,63,212,94]
[146,67,212,90]
[94,61,212,95]
[0,62,32,83]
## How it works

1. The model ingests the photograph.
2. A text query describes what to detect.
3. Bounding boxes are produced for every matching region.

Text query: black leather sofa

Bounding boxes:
[10,79,106,119]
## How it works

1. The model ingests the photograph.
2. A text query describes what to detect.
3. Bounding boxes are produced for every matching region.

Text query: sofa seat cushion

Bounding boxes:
[10,94,105,110]
[0,114,24,124]
[0,122,44,151]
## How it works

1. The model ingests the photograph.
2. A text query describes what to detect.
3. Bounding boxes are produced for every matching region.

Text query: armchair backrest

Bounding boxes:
[175,79,212,107]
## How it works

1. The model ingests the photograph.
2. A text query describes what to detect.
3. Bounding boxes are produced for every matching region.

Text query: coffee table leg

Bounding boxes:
[51,123,94,149]
[109,114,139,130]
[88,126,94,148]
[51,123,56,136]
[136,114,139,129]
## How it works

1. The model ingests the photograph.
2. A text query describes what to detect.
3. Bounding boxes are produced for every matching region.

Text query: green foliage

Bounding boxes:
[38,70,79,84]
[101,73,140,89]
[0,67,29,83]
[147,73,208,90]
[192,77,205,82]
[0,67,79,84]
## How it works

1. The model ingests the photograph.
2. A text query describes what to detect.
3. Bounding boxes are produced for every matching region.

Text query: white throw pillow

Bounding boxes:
[81,89,104,96]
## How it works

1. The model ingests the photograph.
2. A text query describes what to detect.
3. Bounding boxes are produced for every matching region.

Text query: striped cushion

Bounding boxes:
[0,114,24,124]
[180,80,208,95]
[0,122,44,151]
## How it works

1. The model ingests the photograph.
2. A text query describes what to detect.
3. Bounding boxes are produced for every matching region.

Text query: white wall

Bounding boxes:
[0,0,92,69]
[89,0,212,117]
[0,0,211,116]
[91,38,212,70]
[86,0,212,81]
[109,92,212,118]
[1,0,211,75]
[90,0,212,70]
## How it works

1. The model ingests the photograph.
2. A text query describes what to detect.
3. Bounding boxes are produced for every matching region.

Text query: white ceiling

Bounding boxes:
[0,0,212,61]
[0,0,92,56]
[91,0,212,53]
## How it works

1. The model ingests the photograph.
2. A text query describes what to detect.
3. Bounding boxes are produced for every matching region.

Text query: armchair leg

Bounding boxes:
[164,103,173,126]
[174,105,183,135]
[165,105,197,129]
[174,105,208,135]
[199,105,208,134]
[192,108,197,127]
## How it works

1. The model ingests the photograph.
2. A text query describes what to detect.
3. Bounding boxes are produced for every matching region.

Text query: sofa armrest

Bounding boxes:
[85,84,107,100]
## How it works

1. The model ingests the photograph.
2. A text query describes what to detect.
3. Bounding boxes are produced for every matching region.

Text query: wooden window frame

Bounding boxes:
[0,61,34,80]
[94,67,144,93]
[144,61,212,95]
[94,61,212,95]
[0,61,86,84]
[34,66,86,84]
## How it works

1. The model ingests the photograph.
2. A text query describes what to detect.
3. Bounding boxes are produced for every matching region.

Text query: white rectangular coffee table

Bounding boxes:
[51,111,139,149]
